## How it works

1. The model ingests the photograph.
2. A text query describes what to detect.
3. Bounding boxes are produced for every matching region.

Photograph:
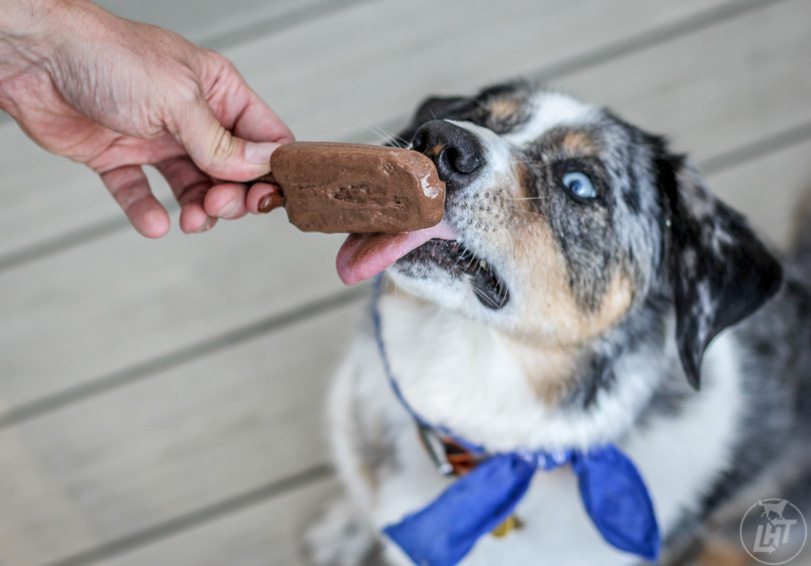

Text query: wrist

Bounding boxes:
[0,0,64,87]
[1,0,62,57]
[0,0,100,111]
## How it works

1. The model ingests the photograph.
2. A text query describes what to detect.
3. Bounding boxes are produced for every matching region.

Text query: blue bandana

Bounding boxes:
[372,278,660,566]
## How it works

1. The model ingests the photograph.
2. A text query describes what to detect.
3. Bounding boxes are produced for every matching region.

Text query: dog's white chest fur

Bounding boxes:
[322,294,745,565]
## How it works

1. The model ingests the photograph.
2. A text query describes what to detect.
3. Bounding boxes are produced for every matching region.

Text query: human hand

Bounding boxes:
[0,0,292,237]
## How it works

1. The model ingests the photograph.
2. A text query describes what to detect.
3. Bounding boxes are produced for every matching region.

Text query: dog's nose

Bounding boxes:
[412,120,484,186]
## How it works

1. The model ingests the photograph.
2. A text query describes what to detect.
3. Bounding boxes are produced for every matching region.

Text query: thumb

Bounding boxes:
[171,97,278,182]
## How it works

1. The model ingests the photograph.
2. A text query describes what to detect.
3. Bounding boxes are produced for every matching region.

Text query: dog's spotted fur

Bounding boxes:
[308,81,811,565]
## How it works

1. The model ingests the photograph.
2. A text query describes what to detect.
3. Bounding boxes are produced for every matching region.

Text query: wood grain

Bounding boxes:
[0,303,361,566]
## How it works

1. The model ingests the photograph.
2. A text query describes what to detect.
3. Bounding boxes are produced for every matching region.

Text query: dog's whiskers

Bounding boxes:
[352,120,409,147]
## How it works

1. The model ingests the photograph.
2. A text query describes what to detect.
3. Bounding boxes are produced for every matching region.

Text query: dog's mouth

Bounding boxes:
[400,239,510,310]
[335,221,510,310]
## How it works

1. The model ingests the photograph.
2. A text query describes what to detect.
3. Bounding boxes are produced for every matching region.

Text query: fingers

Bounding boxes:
[203,183,250,220]
[204,87,292,217]
[155,155,217,233]
[170,96,281,183]
[100,165,170,238]
[202,181,282,217]
[246,182,284,214]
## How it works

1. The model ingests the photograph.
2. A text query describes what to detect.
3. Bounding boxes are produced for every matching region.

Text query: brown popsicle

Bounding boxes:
[259,142,446,233]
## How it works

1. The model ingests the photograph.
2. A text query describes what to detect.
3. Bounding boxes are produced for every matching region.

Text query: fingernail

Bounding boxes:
[258,193,284,213]
[245,142,278,165]
[201,216,217,231]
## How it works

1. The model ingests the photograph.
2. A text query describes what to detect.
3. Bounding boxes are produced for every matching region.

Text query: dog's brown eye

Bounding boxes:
[562,171,598,200]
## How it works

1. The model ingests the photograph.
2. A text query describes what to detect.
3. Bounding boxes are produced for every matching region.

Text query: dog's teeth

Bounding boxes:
[480,260,487,271]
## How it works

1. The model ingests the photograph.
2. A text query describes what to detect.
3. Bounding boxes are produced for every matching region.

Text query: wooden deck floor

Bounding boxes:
[1,1,810,564]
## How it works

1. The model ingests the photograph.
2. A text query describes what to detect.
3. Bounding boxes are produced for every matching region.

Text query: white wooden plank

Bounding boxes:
[110,477,341,566]
[0,0,807,415]
[0,303,361,566]
[231,0,744,142]
[555,0,811,166]
[0,211,347,412]
[710,138,811,249]
[0,0,736,260]
[95,0,330,46]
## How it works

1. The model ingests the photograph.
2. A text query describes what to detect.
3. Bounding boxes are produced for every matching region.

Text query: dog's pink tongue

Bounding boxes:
[336,220,457,285]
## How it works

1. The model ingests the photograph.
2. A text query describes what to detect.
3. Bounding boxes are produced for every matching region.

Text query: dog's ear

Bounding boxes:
[391,96,474,146]
[656,153,783,389]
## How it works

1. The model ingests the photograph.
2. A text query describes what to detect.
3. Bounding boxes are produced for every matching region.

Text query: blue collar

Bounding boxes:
[372,277,660,565]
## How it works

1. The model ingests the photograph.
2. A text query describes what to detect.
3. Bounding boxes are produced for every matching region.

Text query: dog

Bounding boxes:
[307,80,811,565]
[759,500,790,522]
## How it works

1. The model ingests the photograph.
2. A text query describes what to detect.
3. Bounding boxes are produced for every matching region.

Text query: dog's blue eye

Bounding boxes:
[562,172,597,200]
